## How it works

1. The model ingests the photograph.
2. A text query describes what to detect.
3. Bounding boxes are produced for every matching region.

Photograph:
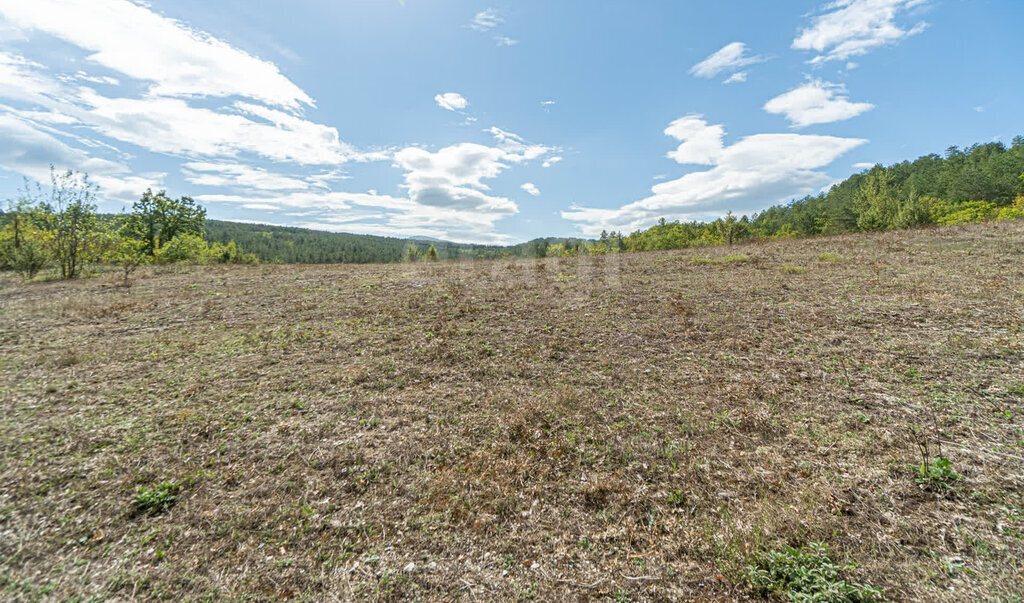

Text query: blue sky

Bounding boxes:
[0,0,1021,243]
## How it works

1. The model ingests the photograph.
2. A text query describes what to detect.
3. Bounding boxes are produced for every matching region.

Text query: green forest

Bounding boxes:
[615,137,1024,252]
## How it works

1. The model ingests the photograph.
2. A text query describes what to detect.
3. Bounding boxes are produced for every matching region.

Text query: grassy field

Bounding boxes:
[1,221,1023,601]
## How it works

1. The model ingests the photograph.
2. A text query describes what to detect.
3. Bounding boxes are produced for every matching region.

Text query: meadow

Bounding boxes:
[1,220,1022,601]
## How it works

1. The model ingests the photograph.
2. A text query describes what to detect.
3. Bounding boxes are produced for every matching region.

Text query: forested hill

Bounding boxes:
[615,136,1024,252]
[203,220,589,264]
[751,137,1024,236]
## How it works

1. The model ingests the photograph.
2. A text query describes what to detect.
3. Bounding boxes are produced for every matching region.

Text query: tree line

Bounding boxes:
[0,168,255,281]
[579,136,1024,255]
[5,135,1022,274]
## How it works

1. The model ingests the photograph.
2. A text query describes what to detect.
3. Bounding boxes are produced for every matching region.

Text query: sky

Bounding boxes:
[0,0,1021,244]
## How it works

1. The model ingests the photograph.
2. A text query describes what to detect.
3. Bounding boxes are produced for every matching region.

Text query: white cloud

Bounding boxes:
[541,100,556,107]
[470,9,502,32]
[494,36,518,47]
[852,162,875,169]
[723,72,748,84]
[542,156,562,168]
[182,162,313,191]
[521,182,540,196]
[793,0,930,64]
[664,115,726,165]
[75,93,360,165]
[394,143,518,213]
[562,115,866,235]
[0,1,377,210]
[763,80,874,127]
[0,113,159,201]
[0,0,313,109]
[689,42,766,79]
[435,92,468,112]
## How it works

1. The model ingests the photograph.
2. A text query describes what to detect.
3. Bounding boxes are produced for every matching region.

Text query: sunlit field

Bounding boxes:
[2,220,1022,601]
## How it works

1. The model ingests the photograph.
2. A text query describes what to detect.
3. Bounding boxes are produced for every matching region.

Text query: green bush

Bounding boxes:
[935,201,998,225]
[997,196,1024,221]
[6,238,50,280]
[745,543,882,602]
[157,233,210,264]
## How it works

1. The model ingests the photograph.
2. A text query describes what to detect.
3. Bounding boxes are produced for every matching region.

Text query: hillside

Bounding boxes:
[203,220,589,264]
[1,221,1023,600]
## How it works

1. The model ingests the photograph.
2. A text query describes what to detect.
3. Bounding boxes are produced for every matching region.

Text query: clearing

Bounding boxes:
[1,221,1023,600]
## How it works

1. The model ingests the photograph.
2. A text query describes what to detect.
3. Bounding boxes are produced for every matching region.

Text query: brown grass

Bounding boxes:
[1,220,1023,601]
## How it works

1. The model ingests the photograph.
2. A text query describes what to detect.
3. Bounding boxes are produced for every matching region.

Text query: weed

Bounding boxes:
[133,482,180,514]
[916,457,959,490]
[745,543,882,602]
[817,252,845,263]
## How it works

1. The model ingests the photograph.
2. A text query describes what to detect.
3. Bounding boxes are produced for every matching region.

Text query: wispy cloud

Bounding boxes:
[689,42,767,79]
[470,9,502,32]
[793,0,930,64]
[0,0,313,110]
[521,182,540,196]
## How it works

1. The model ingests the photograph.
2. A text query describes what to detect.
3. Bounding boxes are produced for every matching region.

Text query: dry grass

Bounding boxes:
[1,220,1023,601]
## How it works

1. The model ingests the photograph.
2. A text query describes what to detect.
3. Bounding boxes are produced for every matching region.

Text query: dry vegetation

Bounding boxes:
[1,221,1023,601]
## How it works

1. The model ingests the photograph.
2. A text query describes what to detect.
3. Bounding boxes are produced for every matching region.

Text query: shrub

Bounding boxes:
[935,201,998,225]
[997,196,1024,221]
[109,236,150,282]
[817,252,845,263]
[745,543,882,602]
[133,481,180,514]
[156,233,209,264]
[6,237,50,280]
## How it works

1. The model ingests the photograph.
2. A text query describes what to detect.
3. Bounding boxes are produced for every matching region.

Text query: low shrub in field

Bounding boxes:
[816,252,845,263]
[133,481,180,514]
[745,543,882,602]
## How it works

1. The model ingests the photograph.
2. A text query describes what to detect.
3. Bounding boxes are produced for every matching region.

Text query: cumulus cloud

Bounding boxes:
[521,182,540,196]
[199,131,556,244]
[542,156,562,168]
[435,92,468,112]
[664,116,726,165]
[562,115,866,236]
[763,80,874,127]
[689,42,766,79]
[793,0,930,64]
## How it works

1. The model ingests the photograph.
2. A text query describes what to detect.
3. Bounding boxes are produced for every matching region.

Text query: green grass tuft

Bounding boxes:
[745,543,882,602]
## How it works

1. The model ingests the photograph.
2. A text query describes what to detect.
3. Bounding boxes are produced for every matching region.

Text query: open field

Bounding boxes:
[1,221,1023,601]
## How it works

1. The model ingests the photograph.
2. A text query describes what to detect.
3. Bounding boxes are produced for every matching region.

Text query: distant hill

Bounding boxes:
[203,220,591,264]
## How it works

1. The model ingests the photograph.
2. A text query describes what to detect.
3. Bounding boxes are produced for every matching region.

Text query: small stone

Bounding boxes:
[403,562,416,574]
